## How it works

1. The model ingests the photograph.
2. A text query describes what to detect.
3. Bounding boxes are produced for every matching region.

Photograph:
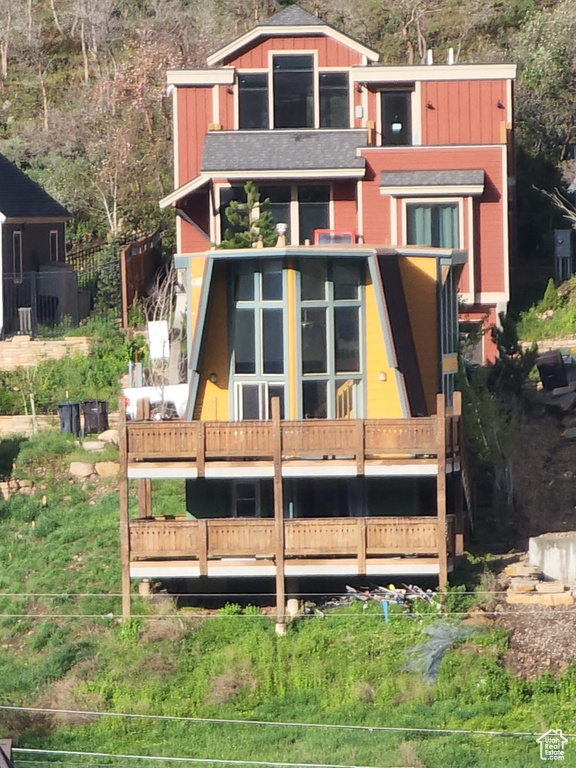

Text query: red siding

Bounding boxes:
[360,145,506,295]
[180,193,211,252]
[422,80,507,145]
[333,181,357,235]
[219,85,234,130]
[177,87,212,184]
[228,35,363,68]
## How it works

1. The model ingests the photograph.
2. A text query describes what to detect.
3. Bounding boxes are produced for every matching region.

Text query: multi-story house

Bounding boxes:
[118,6,513,618]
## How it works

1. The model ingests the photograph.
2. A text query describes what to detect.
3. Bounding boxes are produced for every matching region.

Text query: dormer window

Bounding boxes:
[237,56,350,130]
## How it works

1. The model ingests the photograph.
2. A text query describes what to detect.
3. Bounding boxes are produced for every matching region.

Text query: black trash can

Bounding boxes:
[58,401,81,437]
[82,400,109,435]
[536,350,568,391]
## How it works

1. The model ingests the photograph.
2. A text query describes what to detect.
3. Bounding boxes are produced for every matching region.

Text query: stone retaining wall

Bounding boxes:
[0,336,90,370]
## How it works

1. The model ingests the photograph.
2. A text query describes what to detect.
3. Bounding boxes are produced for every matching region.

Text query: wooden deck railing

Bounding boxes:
[129,515,451,564]
[126,416,458,467]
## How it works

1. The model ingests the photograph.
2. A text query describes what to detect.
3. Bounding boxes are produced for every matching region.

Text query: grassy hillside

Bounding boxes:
[1,431,575,767]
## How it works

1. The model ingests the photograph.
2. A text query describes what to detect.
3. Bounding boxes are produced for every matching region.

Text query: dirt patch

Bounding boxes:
[208,662,258,705]
[496,603,576,678]
[139,617,185,643]
[41,672,106,726]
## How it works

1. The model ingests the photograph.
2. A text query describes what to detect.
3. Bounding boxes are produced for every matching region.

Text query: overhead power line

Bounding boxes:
[3,706,573,740]
[12,747,388,768]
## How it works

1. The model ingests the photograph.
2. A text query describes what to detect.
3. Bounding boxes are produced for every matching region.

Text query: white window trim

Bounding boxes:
[12,230,22,276]
[376,87,416,148]
[400,197,465,248]
[49,229,59,261]
[233,53,353,131]
[268,49,319,130]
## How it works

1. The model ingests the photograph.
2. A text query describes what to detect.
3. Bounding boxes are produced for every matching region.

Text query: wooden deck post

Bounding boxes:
[452,391,465,557]
[118,396,131,619]
[271,398,285,629]
[436,393,448,588]
[136,399,152,519]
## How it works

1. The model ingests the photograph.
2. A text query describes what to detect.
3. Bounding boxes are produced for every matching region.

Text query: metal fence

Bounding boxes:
[2,270,80,337]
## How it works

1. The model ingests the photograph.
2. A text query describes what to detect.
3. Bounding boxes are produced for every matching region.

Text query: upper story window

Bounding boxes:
[273,55,314,129]
[237,56,350,130]
[12,231,23,276]
[49,230,59,261]
[406,202,459,248]
[381,90,412,146]
[319,72,349,128]
[238,74,268,129]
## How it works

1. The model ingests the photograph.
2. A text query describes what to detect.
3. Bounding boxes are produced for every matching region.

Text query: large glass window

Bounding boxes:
[381,90,412,146]
[298,186,330,244]
[259,186,291,244]
[273,55,314,129]
[406,203,459,248]
[299,259,363,419]
[230,260,286,419]
[320,72,349,128]
[238,60,350,131]
[238,73,268,129]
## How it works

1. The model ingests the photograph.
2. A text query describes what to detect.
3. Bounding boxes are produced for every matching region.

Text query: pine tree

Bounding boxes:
[220,181,278,249]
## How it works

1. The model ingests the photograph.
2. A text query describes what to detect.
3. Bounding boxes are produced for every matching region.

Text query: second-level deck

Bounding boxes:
[125,411,461,479]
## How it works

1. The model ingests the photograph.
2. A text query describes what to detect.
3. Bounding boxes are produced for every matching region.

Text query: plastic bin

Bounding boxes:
[58,402,81,437]
[82,399,109,435]
[536,350,568,391]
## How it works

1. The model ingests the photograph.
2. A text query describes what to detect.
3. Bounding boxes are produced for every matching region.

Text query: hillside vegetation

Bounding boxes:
[1,431,576,767]
[0,0,574,285]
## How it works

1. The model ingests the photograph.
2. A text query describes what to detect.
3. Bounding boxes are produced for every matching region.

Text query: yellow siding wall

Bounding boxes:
[399,257,439,415]
[197,266,230,420]
[188,256,207,343]
[364,270,404,418]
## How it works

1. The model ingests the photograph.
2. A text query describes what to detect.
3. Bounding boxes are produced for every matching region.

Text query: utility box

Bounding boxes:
[554,229,572,283]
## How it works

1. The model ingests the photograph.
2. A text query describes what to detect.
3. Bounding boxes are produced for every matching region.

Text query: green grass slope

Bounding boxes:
[0,432,575,767]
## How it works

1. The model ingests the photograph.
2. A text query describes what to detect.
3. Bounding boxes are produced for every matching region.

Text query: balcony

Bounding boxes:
[125,412,460,478]
[129,515,456,579]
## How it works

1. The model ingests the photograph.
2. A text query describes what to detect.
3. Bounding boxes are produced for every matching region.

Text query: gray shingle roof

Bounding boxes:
[379,170,485,187]
[260,6,326,26]
[0,153,71,219]
[202,130,367,173]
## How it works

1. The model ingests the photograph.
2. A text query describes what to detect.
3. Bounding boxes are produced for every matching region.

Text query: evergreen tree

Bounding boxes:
[220,181,278,249]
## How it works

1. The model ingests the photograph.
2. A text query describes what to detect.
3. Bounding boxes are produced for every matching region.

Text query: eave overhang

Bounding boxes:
[207,25,379,67]
[167,68,235,87]
[352,63,517,84]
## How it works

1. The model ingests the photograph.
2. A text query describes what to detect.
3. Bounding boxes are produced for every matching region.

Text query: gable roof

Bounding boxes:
[260,6,326,26]
[0,153,71,221]
[201,130,367,175]
[206,5,380,66]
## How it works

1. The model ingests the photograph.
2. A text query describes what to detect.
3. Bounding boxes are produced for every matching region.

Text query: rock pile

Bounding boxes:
[505,561,574,606]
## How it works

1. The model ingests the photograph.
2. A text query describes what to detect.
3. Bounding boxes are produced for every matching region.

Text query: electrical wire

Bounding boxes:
[11,747,394,768]
[0,610,574,619]
[2,706,574,740]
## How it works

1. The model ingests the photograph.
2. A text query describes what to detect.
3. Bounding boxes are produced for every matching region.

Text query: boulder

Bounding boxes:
[82,441,105,452]
[98,429,119,446]
[506,592,573,606]
[510,577,537,593]
[69,462,94,478]
[536,581,566,594]
[95,461,119,478]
